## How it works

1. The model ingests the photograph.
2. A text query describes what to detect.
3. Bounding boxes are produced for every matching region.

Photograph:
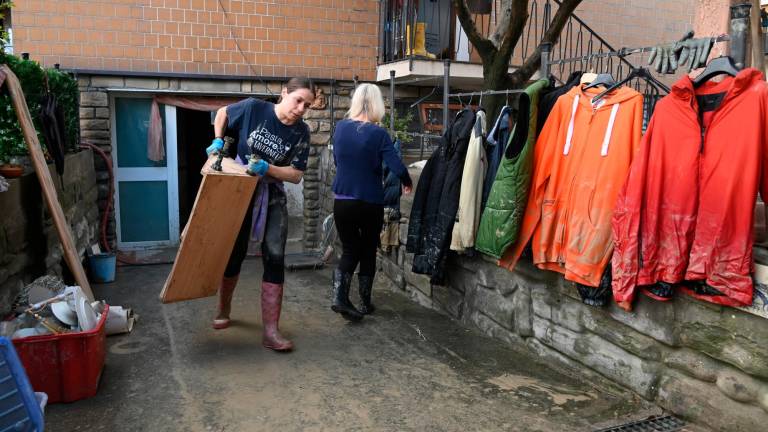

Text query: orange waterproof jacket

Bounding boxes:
[612,69,768,307]
[500,85,643,286]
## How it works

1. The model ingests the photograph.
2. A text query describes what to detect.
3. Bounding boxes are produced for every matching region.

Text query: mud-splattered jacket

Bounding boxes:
[612,68,768,307]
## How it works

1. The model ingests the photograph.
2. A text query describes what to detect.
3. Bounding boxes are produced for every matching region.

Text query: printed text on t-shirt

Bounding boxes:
[247,126,292,160]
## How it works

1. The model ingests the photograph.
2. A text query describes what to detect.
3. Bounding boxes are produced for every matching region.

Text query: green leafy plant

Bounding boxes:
[382,110,414,144]
[0,1,13,52]
[0,52,80,164]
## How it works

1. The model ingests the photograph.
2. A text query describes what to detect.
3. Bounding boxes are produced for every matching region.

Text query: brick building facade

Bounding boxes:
[11,0,379,80]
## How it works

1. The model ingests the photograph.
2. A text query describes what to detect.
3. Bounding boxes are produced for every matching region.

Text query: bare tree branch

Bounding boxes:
[511,0,583,84]
[490,0,514,48]
[498,0,530,61]
[453,0,496,58]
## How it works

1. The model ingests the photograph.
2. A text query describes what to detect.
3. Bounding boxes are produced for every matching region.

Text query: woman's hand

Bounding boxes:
[402,185,412,195]
[248,159,270,176]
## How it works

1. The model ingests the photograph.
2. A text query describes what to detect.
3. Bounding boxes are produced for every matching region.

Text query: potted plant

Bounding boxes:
[0,134,27,179]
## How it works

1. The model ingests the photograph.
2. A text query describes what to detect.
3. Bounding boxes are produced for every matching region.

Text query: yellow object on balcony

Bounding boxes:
[406,23,436,59]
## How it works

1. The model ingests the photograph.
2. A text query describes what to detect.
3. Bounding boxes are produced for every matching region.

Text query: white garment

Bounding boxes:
[450,110,487,252]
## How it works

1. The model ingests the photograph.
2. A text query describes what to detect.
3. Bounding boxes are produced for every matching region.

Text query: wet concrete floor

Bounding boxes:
[45,257,678,432]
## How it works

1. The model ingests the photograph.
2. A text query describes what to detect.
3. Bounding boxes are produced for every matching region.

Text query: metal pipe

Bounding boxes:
[549,35,731,66]
[329,79,336,150]
[540,42,552,77]
[389,70,396,136]
[448,89,527,98]
[66,68,338,84]
[443,59,450,133]
[730,3,751,70]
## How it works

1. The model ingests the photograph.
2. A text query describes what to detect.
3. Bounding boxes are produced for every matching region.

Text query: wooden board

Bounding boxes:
[160,156,258,303]
[1,65,94,301]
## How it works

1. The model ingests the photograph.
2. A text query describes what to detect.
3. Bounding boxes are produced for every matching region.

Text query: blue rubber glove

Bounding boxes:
[248,159,269,176]
[206,138,224,156]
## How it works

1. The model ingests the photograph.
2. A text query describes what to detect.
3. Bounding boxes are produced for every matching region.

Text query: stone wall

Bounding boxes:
[301,83,351,249]
[365,167,768,432]
[0,151,99,316]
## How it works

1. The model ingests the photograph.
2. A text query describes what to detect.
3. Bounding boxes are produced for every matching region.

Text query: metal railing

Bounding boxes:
[378,1,639,78]
[380,0,676,137]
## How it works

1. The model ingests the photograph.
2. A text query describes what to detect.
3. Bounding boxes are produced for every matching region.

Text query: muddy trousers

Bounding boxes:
[224,185,288,283]
[333,199,384,276]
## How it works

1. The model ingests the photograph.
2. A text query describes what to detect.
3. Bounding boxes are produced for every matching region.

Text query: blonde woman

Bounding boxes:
[330,83,412,320]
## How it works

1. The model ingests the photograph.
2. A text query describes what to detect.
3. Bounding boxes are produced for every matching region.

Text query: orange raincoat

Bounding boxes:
[500,84,643,287]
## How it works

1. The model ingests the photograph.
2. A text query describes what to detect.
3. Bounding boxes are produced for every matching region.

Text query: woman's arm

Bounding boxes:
[381,134,413,189]
[213,106,228,138]
[265,165,304,184]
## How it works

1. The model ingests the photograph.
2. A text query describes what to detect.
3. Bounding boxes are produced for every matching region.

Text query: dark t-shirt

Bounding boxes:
[226,98,310,171]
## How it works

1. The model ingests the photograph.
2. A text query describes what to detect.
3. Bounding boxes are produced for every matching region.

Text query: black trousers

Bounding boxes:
[224,184,288,283]
[334,199,384,276]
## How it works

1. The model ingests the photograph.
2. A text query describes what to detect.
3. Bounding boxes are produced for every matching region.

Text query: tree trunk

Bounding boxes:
[482,56,514,124]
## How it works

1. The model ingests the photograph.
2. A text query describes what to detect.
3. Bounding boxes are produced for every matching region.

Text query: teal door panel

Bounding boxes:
[118,181,170,242]
[113,96,179,249]
[115,98,166,168]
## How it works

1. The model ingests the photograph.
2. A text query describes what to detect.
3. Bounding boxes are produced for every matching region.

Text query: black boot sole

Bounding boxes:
[331,305,364,321]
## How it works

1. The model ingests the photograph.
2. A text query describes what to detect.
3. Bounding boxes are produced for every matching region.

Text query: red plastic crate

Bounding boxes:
[12,305,108,404]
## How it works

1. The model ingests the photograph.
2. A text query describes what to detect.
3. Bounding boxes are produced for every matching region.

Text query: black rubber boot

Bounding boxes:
[331,269,363,321]
[358,274,376,315]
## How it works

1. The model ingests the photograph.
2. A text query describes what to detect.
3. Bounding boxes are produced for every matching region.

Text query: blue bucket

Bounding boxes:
[88,253,116,283]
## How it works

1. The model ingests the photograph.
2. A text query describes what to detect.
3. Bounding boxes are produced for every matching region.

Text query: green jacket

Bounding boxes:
[475,79,549,259]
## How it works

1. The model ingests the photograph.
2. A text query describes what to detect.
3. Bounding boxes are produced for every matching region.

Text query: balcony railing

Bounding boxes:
[379,0,640,82]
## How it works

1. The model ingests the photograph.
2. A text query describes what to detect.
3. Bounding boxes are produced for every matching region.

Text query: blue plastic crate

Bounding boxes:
[0,337,44,432]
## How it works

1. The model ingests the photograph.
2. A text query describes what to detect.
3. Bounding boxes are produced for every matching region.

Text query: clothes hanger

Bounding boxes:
[591,67,670,103]
[580,53,598,84]
[692,56,739,88]
[409,86,438,108]
[583,73,616,90]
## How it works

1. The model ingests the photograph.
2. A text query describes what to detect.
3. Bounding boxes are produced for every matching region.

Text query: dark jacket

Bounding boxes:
[382,138,403,211]
[406,108,476,284]
[537,71,582,136]
[482,106,511,210]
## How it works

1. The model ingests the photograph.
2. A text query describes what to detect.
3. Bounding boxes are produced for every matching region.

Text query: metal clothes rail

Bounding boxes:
[548,35,732,66]
[385,44,553,136]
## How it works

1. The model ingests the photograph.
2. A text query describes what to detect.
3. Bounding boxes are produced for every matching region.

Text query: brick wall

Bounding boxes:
[575,0,698,76]
[11,0,379,81]
[11,1,697,84]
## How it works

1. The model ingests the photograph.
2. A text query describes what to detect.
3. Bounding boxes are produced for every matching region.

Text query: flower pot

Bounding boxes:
[0,164,24,178]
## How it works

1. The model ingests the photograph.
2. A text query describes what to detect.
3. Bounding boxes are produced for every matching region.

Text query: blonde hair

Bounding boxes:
[347,83,386,123]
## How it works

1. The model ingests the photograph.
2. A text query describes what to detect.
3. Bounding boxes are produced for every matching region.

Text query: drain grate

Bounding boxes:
[593,415,687,432]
